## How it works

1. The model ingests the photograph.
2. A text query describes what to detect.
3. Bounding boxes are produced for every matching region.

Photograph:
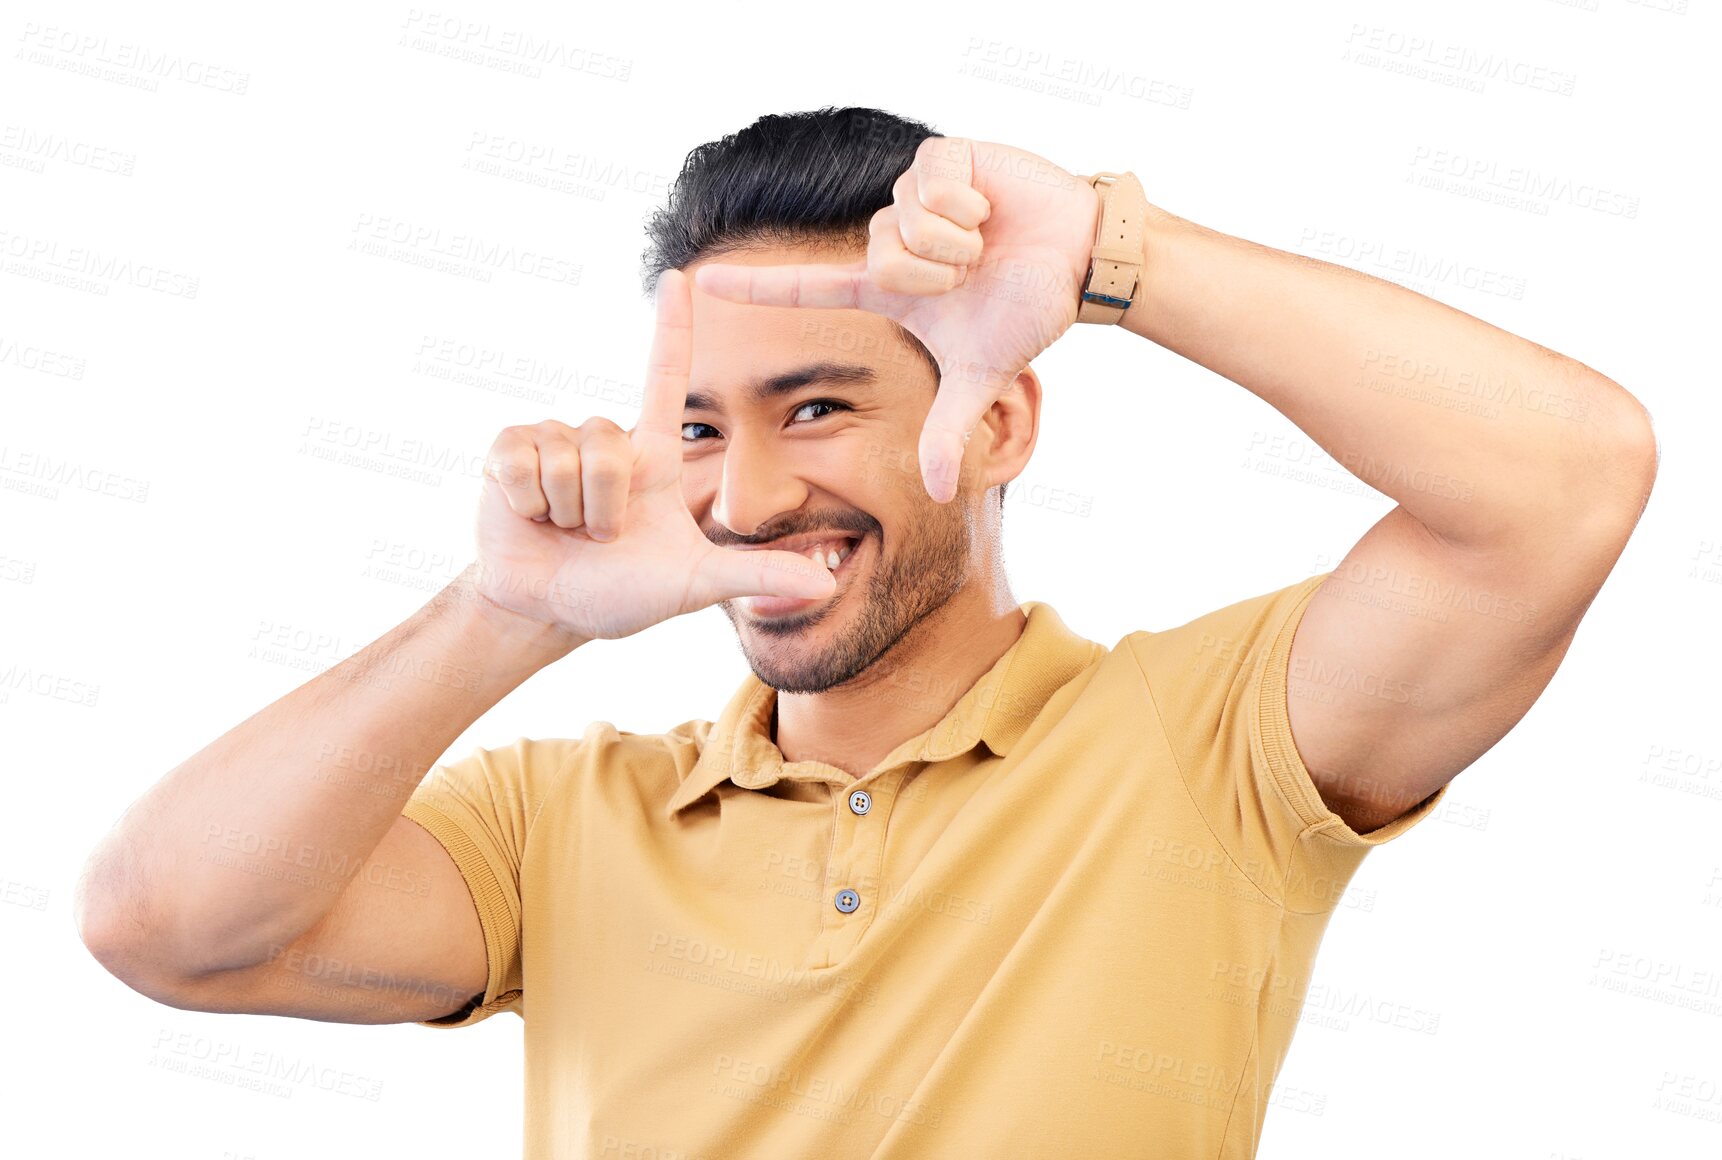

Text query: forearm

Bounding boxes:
[1117,202,1656,551]
[76,562,582,977]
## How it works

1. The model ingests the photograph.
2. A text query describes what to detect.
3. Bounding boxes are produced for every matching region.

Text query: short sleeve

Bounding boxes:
[1126,572,1449,909]
[400,736,567,1028]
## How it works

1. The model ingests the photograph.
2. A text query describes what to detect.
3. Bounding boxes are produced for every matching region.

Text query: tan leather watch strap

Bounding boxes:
[1074,170,1148,325]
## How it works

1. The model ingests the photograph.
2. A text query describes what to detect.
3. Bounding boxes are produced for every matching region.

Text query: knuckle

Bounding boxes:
[489,453,534,488]
[511,489,549,517]
[913,134,950,163]
[584,452,630,487]
[923,184,979,226]
[538,444,581,482]
[919,181,954,213]
[898,217,935,256]
[915,135,967,177]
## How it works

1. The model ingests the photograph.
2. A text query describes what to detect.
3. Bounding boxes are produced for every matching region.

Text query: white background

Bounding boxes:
[4,0,1718,1156]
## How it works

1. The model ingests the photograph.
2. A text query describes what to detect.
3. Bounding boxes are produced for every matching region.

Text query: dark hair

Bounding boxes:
[641,106,1006,507]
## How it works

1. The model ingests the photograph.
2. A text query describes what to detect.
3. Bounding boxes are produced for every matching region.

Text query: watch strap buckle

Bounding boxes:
[1075,169,1147,326]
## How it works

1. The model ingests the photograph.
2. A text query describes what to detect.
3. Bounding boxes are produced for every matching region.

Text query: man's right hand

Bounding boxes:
[471,267,837,642]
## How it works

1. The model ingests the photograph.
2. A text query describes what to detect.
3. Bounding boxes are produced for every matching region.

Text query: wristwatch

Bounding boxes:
[1074,170,1148,325]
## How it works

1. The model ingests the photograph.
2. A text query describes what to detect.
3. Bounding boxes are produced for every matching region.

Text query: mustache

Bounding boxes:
[705,510,880,549]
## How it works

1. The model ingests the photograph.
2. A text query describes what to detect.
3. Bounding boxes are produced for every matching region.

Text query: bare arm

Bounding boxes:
[680,135,1657,830]
[74,271,829,1023]
[74,564,582,1018]
[1118,204,1658,830]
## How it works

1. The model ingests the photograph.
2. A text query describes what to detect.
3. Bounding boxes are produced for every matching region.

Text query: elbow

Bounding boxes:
[74,843,207,1006]
[74,855,161,997]
[1595,391,1659,535]
[1561,381,1658,551]
[76,847,295,998]
[73,845,132,974]
[1620,393,1659,504]
[77,892,219,1012]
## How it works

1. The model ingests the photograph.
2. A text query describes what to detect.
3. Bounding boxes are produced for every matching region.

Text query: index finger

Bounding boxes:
[691,259,868,309]
[636,267,694,440]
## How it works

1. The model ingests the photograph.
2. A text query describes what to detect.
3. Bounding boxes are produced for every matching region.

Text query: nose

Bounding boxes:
[710,431,810,538]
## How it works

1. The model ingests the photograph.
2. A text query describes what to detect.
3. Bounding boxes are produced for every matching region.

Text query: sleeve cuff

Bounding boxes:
[1255,573,1453,848]
[401,799,523,1028]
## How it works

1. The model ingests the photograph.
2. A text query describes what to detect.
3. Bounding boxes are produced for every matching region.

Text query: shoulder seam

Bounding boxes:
[1122,633,1285,909]
[523,731,597,853]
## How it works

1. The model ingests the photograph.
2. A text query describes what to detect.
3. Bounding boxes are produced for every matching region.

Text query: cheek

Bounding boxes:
[680,459,718,513]
[772,439,873,501]
[852,440,923,498]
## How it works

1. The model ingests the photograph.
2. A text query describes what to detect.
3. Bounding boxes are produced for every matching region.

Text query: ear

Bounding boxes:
[968,365,1041,497]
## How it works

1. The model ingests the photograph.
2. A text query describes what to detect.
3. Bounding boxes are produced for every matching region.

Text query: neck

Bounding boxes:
[773,580,1027,778]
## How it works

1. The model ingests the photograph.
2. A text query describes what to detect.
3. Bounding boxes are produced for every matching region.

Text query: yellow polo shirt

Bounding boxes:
[401,571,1448,1158]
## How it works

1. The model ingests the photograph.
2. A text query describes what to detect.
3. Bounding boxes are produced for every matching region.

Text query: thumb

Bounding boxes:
[690,545,839,606]
[920,357,1017,503]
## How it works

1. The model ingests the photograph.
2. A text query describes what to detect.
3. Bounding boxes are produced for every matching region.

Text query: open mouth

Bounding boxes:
[732,532,871,619]
[797,533,863,579]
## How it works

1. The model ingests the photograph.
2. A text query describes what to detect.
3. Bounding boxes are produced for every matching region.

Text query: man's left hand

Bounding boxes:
[690,136,1100,502]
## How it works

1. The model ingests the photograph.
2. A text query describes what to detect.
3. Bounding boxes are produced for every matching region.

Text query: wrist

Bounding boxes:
[1117,201,1193,343]
[440,563,589,670]
[1076,178,1103,287]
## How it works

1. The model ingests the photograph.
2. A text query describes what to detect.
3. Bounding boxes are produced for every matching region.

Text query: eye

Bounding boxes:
[681,400,849,443]
[790,399,849,424]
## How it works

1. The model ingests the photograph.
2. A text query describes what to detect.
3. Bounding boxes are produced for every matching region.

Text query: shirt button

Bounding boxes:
[834,888,860,913]
[848,789,872,815]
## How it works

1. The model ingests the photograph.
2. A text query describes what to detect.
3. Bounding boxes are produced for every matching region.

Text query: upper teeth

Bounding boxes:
[806,538,855,570]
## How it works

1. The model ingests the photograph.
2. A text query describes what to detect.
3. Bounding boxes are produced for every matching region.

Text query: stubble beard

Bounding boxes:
[720,501,974,695]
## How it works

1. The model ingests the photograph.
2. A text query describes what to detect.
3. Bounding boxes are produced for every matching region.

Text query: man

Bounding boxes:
[77,107,1657,1157]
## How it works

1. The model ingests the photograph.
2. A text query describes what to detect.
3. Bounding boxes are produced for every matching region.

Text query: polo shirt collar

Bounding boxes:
[665,601,1101,818]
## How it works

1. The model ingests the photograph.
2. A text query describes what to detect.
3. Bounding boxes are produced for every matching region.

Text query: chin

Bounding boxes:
[733,599,876,694]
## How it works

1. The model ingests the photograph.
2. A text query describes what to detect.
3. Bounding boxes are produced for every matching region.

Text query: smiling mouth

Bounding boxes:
[794,534,862,574]
[732,531,864,572]
[739,533,867,613]
[725,532,871,620]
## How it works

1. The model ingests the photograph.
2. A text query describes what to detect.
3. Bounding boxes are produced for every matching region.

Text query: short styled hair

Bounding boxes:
[641,106,1007,505]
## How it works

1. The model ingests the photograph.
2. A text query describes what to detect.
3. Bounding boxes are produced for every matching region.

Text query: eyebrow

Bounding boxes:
[683,361,878,414]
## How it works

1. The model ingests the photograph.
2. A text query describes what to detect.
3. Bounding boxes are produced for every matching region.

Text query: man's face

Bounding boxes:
[679,245,981,695]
